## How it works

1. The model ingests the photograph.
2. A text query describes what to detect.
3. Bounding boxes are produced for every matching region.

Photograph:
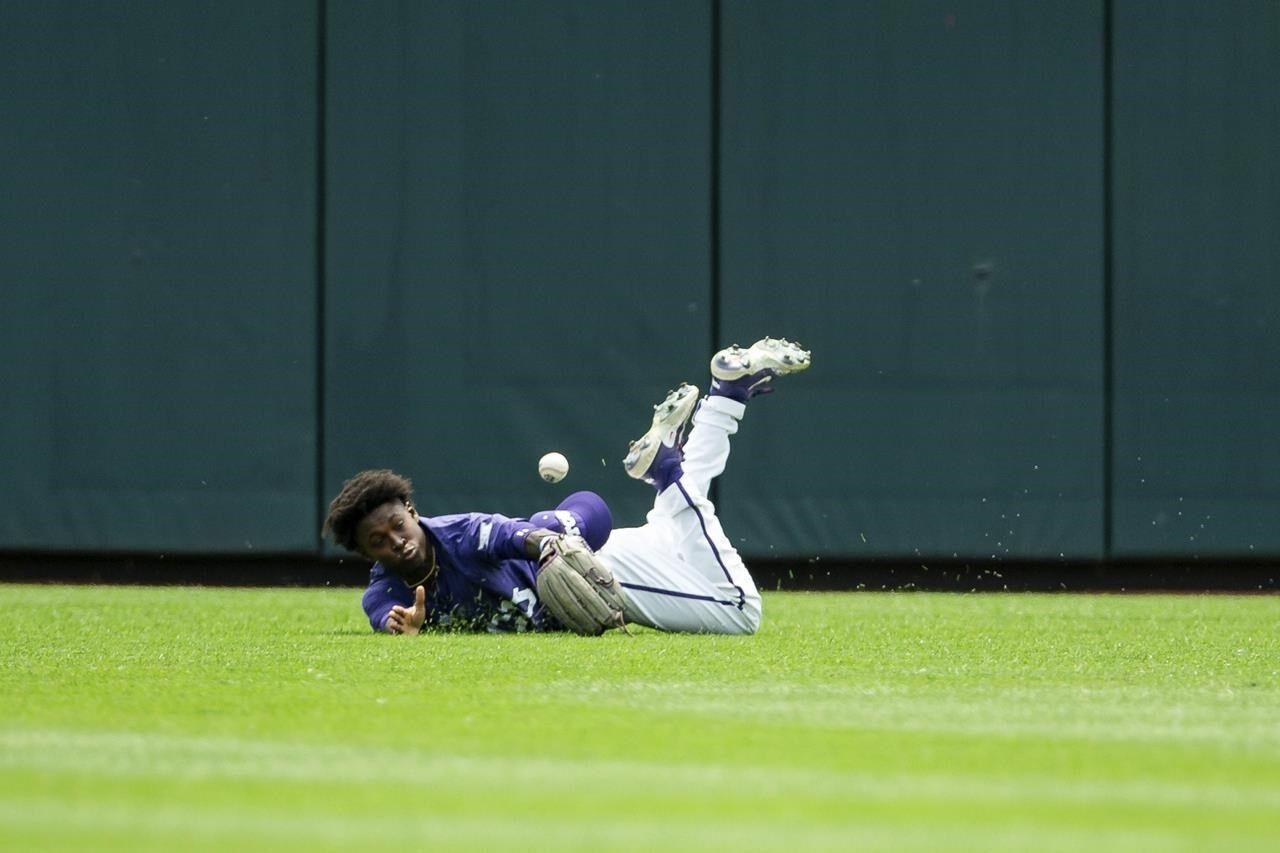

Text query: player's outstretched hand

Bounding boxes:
[386,585,427,635]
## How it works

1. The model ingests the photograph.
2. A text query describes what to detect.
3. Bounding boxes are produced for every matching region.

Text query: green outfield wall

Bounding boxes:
[1110,2,1280,558]
[717,1,1105,560]
[1,1,1277,565]
[0,2,319,552]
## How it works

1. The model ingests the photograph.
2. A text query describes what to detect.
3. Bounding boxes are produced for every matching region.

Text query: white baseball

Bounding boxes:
[538,452,569,483]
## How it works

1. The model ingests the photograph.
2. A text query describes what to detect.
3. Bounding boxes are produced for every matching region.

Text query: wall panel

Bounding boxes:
[0,2,318,552]
[718,0,1106,559]
[1111,1,1280,557]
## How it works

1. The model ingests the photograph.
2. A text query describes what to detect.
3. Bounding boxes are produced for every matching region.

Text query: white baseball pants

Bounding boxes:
[597,395,761,634]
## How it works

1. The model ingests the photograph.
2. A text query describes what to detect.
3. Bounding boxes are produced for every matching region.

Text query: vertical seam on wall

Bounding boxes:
[315,0,328,553]
[710,0,722,351]
[1102,0,1114,561]
[709,0,722,506]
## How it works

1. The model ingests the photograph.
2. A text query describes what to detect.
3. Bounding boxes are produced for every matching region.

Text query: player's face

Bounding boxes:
[356,500,429,573]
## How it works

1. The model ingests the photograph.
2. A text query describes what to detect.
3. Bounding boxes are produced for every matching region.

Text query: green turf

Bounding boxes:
[0,584,1277,851]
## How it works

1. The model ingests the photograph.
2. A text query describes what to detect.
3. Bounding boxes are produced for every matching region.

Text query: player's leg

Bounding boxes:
[600,513,760,634]
[619,338,811,496]
[602,474,763,634]
[677,395,740,498]
[604,339,811,634]
[609,384,755,632]
[681,337,812,494]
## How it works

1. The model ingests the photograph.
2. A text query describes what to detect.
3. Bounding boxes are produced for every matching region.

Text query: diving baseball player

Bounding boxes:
[324,336,811,635]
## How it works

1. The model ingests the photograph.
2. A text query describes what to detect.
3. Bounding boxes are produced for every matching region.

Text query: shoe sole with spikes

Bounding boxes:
[622,383,700,481]
[711,337,812,381]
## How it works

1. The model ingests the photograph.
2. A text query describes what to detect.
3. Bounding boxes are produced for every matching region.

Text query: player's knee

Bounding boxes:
[736,597,762,635]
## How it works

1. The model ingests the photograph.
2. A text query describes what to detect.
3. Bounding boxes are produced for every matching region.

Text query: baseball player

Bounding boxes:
[325,337,811,635]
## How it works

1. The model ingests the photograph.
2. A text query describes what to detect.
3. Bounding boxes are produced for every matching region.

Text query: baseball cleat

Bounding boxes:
[709,336,811,401]
[622,382,699,486]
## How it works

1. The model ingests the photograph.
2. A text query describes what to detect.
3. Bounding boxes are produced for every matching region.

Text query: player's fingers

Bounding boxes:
[391,605,407,617]
[414,585,426,606]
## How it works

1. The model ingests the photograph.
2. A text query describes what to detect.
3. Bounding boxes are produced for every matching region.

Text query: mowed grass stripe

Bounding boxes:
[547,681,1280,746]
[0,797,1214,853]
[2,728,1280,811]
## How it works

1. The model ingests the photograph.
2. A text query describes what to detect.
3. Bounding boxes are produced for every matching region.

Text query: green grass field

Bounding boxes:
[0,584,1277,851]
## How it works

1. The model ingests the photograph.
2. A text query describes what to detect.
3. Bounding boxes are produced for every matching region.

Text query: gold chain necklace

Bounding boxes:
[402,541,438,589]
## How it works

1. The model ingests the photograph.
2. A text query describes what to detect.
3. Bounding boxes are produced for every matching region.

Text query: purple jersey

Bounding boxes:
[362,512,554,632]
[360,491,613,634]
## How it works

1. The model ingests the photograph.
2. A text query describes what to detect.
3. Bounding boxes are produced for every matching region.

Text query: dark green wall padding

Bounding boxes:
[1111,1,1280,557]
[718,1,1105,558]
[0,2,318,552]
[1,1,1276,563]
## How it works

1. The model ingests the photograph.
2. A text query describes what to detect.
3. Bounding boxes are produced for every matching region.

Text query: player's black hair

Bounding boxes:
[324,469,416,553]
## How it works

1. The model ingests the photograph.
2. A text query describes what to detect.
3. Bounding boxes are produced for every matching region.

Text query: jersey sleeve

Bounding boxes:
[464,513,541,561]
[362,572,414,633]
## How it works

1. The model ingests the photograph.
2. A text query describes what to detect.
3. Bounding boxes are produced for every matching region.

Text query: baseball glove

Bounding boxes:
[537,535,627,636]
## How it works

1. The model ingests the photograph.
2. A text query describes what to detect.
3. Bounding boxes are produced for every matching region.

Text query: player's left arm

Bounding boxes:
[465,514,557,562]
[521,528,558,559]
